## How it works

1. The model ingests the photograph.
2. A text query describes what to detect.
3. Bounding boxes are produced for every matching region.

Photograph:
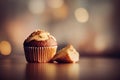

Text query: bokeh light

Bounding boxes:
[0,41,12,56]
[94,35,107,53]
[51,4,68,20]
[47,0,64,8]
[0,0,117,56]
[28,0,45,14]
[74,8,89,23]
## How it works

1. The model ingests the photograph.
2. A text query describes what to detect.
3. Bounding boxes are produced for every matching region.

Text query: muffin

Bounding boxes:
[23,29,57,63]
[51,44,79,63]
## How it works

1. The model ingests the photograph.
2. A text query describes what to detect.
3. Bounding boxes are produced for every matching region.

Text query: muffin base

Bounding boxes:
[24,46,57,63]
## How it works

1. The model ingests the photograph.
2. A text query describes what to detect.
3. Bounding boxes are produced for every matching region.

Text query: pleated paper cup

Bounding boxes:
[24,46,57,63]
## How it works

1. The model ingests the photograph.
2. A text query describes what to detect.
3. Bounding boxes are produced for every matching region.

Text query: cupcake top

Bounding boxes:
[24,29,57,47]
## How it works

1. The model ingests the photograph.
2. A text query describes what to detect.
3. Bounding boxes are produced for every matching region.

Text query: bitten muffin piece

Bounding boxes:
[52,44,79,63]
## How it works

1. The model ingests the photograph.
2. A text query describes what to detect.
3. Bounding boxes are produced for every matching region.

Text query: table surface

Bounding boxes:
[0,55,120,80]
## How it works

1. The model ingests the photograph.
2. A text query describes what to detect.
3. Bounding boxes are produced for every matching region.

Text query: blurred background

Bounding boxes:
[0,0,120,58]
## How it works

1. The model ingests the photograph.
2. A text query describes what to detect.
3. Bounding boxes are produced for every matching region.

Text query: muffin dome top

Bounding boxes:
[24,29,57,47]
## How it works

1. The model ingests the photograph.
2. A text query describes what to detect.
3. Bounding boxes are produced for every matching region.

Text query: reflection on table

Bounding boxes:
[26,63,80,80]
[0,55,120,80]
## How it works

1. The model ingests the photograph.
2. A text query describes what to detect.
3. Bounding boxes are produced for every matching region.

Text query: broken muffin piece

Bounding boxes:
[52,44,79,63]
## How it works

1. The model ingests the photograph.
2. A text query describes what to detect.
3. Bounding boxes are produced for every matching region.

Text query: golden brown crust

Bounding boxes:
[24,29,57,47]
[24,38,57,47]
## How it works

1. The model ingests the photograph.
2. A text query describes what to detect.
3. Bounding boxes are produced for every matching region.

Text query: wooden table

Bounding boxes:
[0,55,120,80]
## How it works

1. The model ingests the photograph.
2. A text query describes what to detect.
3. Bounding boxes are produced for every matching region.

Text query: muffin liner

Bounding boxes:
[24,46,57,63]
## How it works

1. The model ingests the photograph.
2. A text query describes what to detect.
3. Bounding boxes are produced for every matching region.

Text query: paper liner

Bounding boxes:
[24,46,57,63]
